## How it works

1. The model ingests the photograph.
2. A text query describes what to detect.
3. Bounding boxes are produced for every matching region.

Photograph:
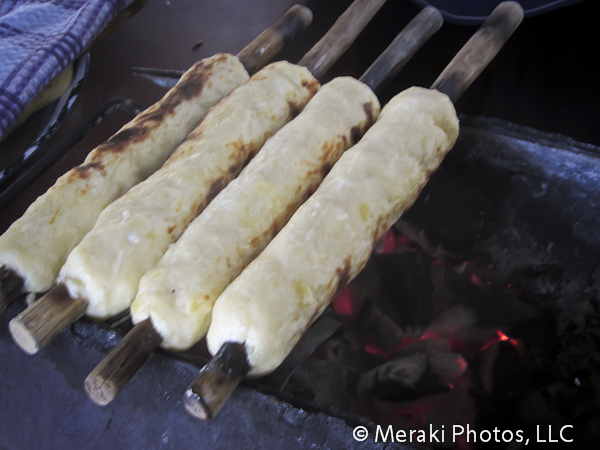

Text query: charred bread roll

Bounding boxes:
[58,62,319,319]
[0,54,248,294]
[131,77,379,350]
[207,86,459,376]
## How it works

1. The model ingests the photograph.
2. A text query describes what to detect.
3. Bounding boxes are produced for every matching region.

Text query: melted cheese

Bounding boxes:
[59,62,318,319]
[207,87,459,376]
[131,77,380,350]
[0,54,249,293]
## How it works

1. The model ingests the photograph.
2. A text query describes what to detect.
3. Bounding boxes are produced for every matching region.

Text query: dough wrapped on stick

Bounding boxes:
[0,4,313,313]
[10,61,318,354]
[84,5,444,407]
[208,86,459,375]
[188,1,524,421]
[9,0,390,357]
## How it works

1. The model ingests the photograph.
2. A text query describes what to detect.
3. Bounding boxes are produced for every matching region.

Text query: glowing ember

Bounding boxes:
[481,330,525,355]
[497,330,510,341]
[332,287,353,316]
[363,339,404,359]
[395,233,412,248]
[469,273,483,286]
[376,228,396,253]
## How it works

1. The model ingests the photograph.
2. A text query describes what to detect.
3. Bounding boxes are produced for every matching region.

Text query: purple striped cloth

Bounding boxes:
[0,0,134,140]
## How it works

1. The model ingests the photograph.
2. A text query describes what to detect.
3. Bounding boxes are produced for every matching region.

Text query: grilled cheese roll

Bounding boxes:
[58,62,319,319]
[131,77,379,350]
[207,86,459,376]
[0,54,249,293]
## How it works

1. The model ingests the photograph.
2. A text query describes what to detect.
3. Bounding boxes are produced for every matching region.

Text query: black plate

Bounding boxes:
[0,53,90,188]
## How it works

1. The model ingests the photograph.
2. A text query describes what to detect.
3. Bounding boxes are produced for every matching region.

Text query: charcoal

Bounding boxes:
[370,251,434,336]
[356,351,433,400]
[399,166,492,260]
[322,332,376,372]
[286,359,362,410]
[354,298,404,350]
[356,340,466,403]
[432,266,540,329]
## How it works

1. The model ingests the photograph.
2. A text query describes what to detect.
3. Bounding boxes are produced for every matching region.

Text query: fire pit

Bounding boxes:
[269,114,600,448]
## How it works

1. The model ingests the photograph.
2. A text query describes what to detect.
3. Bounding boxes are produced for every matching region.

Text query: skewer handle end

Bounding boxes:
[183,342,250,420]
[359,6,443,93]
[431,1,524,103]
[298,0,387,79]
[85,318,163,406]
[237,4,313,75]
[8,283,87,355]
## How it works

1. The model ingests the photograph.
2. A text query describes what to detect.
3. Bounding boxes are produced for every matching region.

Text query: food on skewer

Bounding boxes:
[207,85,459,375]
[61,60,319,321]
[85,6,443,407]
[9,0,390,355]
[0,54,245,297]
[131,76,379,350]
[186,1,524,421]
[10,61,318,354]
[0,5,313,313]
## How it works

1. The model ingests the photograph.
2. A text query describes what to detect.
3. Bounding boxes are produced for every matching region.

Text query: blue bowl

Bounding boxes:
[408,0,586,25]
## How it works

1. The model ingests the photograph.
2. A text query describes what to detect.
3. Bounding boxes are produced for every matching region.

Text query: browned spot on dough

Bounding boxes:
[304,180,321,199]
[193,139,262,217]
[350,125,362,146]
[288,101,301,120]
[97,56,223,153]
[370,212,395,250]
[249,236,260,248]
[266,219,280,240]
[321,139,335,155]
[301,78,320,97]
[72,161,105,180]
[333,256,353,296]
[318,162,332,179]
[348,102,378,146]
[167,225,176,234]
[363,102,375,126]
[48,209,59,225]
[103,127,150,150]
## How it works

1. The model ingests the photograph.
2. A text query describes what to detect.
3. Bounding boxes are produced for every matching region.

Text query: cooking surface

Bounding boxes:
[0,0,598,448]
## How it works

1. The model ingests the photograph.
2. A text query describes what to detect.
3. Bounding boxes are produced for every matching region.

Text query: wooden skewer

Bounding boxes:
[0,266,24,314]
[183,342,250,420]
[237,4,313,75]
[359,6,442,93]
[298,0,386,79]
[184,1,524,422]
[85,319,163,405]
[6,5,315,356]
[431,1,523,102]
[9,284,88,355]
[84,0,439,408]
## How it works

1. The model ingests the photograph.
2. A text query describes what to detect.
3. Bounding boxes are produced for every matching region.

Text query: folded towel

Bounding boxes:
[0,0,134,140]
